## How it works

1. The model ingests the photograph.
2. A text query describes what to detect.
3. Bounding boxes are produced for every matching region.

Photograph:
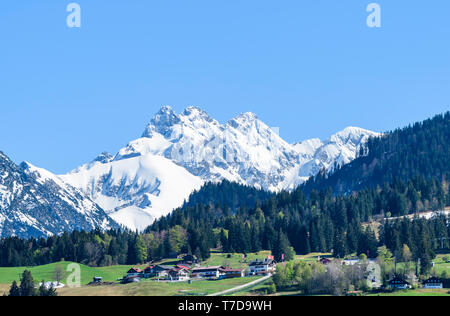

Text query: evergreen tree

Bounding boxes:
[333,229,348,258]
[272,230,293,262]
[19,270,36,296]
[8,280,20,297]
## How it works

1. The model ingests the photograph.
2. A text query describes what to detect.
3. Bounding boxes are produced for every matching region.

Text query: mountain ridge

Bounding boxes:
[59,106,380,230]
[0,152,119,238]
[0,106,381,234]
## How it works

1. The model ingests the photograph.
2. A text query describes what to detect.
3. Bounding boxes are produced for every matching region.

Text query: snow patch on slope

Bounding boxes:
[61,154,203,231]
[0,152,118,238]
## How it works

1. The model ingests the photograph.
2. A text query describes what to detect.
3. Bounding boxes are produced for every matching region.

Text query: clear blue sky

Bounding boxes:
[0,1,449,174]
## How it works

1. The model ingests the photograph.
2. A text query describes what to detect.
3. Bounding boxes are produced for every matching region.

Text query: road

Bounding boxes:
[207,274,272,296]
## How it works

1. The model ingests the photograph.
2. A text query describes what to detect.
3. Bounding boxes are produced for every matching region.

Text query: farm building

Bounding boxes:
[152,265,173,278]
[176,264,191,270]
[388,276,410,290]
[219,267,245,279]
[342,259,360,266]
[127,268,143,278]
[168,268,190,281]
[92,277,103,283]
[423,277,443,289]
[248,258,276,275]
[191,266,222,279]
[143,266,155,278]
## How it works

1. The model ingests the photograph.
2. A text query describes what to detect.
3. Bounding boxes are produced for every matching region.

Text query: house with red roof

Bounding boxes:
[127,268,143,278]
[168,268,190,281]
[219,267,245,279]
[191,266,222,279]
[143,266,155,278]
[176,264,191,270]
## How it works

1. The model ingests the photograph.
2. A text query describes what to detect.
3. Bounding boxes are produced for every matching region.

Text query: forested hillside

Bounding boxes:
[182,180,273,211]
[302,112,450,194]
[148,175,449,272]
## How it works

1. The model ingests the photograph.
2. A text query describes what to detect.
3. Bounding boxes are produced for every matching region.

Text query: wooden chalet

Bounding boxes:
[388,276,410,290]
[423,276,443,289]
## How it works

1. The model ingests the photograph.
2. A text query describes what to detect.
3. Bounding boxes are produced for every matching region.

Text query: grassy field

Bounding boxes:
[0,261,143,285]
[235,284,450,297]
[369,289,450,296]
[392,253,450,277]
[0,273,261,296]
[295,252,332,262]
[231,278,274,296]
[56,276,261,296]
[0,251,270,296]
[432,254,450,275]
[0,250,266,286]
[203,250,272,269]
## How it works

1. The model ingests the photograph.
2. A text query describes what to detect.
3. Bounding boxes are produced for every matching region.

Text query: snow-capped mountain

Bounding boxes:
[60,153,203,231]
[0,151,118,238]
[60,106,380,231]
[285,126,381,189]
[121,106,300,191]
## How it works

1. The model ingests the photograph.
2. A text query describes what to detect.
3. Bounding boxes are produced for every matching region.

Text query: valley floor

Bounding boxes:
[1,251,449,296]
[56,276,262,296]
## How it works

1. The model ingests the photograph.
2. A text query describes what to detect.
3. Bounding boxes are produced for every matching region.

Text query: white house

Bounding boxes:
[152,265,173,278]
[248,258,276,275]
[168,268,190,281]
[219,267,245,279]
[191,266,222,279]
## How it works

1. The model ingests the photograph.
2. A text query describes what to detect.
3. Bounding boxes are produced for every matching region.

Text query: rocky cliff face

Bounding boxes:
[0,152,119,238]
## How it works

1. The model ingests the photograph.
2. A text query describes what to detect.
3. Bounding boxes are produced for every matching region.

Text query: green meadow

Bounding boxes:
[0,261,135,285]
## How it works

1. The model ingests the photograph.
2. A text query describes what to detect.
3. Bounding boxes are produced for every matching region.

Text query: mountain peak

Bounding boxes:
[93,152,114,164]
[227,112,259,129]
[235,112,258,121]
[159,105,175,113]
[182,106,215,123]
[143,106,181,138]
[183,105,204,115]
[329,126,380,145]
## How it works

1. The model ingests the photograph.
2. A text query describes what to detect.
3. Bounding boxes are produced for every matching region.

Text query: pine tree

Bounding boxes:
[8,280,20,296]
[272,230,293,262]
[194,247,202,262]
[220,229,229,252]
[19,270,36,296]
[333,229,348,259]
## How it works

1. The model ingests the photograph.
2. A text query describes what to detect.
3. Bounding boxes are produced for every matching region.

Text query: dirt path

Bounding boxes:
[207,274,272,296]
